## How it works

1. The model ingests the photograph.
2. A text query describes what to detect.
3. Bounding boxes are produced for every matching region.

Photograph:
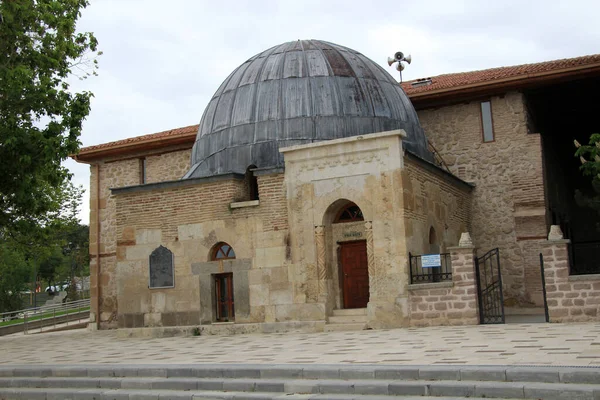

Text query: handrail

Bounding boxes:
[1,298,90,335]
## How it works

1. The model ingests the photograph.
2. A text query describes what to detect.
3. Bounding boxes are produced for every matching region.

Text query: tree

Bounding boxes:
[0,241,31,314]
[574,134,600,224]
[0,0,100,233]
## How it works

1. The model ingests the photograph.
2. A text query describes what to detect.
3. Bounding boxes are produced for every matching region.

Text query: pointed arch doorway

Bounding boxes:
[333,202,370,309]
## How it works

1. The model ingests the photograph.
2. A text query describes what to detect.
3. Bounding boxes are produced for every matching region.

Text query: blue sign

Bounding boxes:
[421,254,441,268]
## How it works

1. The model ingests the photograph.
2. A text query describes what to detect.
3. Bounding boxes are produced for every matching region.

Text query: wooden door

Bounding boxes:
[340,240,369,309]
[215,273,234,321]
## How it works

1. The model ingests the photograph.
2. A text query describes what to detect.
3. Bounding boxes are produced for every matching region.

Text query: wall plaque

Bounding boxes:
[421,254,441,268]
[343,231,362,238]
[149,245,174,288]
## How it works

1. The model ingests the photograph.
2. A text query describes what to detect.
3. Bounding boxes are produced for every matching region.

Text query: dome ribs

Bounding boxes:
[186,39,433,179]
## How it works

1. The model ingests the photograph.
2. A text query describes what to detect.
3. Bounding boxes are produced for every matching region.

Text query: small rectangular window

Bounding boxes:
[140,158,147,184]
[480,101,494,142]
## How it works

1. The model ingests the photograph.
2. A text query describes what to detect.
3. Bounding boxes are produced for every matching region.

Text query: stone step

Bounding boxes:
[331,308,367,316]
[327,315,368,324]
[0,387,525,400]
[1,377,599,399]
[323,322,367,332]
[3,364,600,384]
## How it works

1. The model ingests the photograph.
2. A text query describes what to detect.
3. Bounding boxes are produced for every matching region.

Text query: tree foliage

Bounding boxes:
[0,0,99,232]
[574,134,600,220]
[0,241,31,314]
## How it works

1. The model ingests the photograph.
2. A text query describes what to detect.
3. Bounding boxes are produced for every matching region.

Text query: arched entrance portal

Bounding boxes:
[320,200,371,310]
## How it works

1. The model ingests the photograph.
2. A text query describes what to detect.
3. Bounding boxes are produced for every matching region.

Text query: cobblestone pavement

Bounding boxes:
[2,323,600,366]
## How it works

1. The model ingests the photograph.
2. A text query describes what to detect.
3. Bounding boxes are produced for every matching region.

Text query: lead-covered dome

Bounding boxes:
[185,40,431,179]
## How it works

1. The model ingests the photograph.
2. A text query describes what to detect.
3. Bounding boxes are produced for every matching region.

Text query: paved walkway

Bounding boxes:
[1,322,600,367]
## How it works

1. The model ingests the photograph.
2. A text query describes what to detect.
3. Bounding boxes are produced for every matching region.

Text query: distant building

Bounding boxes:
[73,40,600,334]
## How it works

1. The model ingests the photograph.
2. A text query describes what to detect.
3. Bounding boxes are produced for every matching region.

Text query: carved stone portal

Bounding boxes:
[314,225,327,297]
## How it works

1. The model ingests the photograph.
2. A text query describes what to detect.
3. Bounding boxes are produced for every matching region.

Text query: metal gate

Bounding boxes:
[474,248,505,324]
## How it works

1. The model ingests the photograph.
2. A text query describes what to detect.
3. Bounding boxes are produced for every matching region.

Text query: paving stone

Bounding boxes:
[560,369,600,384]
[524,382,597,400]
[152,377,197,390]
[255,380,285,392]
[474,381,525,398]
[388,381,427,396]
[506,367,560,383]
[419,366,460,380]
[223,379,256,392]
[260,366,303,379]
[196,379,224,390]
[318,381,355,394]
[223,368,261,379]
[301,366,340,379]
[192,391,234,399]
[459,366,506,381]
[353,381,389,395]
[373,366,419,380]
[429,381,476,397]
[284,380,320,394]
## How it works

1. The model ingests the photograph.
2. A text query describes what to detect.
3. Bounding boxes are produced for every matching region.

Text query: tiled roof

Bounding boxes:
[78,124,199,154]
[402,54,600,95]
[77,54,600,157]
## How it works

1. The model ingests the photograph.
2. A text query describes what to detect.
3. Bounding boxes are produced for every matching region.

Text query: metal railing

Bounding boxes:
[1,298,90,335]
[409,252,452,284]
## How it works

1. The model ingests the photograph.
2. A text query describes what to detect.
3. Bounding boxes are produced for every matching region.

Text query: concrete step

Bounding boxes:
[1,364,599,400]
[331,308,367,316]
[327,315,368,324]
[0,387,527,400]
[504,307,547,324]
[1,376,599,399]
[323,322,367,332]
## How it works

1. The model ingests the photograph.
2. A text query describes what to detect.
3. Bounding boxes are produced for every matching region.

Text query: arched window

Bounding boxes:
[334,202,364,223]
[149,245,174,288]
[429,226,440,253]
[211,242,236,260]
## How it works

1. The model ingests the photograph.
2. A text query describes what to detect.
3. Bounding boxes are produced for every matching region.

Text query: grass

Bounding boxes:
[0,307,90,328]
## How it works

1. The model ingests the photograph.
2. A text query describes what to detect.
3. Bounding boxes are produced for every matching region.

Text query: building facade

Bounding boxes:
[74,42,600,334]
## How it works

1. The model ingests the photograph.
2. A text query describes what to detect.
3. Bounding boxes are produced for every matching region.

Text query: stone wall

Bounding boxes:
[417,92,547,307]
[146,149,192,183]
[408,246,479,326]
[542,239,600,321]
[89,148,192,328]
[113,173,299,328]
[401,156,472,256]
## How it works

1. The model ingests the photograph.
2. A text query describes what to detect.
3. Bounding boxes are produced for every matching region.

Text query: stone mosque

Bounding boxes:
[74,40,600,335]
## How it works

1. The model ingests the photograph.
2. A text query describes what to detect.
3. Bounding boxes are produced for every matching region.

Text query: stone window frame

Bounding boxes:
[480,100,495,143]
[148,245,175,289]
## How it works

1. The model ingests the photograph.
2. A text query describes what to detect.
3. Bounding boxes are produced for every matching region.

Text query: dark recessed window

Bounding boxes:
[334,203,364,223]
[480,101,495,142]
[149,245,174,288]
[140,158,147,184]
[212,242,236,260]
[247,165,259,201]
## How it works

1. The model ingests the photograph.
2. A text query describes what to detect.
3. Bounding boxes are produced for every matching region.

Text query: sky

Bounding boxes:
[65,0,600,224]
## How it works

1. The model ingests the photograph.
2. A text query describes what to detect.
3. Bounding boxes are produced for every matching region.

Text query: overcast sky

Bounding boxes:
[65,0,600,224]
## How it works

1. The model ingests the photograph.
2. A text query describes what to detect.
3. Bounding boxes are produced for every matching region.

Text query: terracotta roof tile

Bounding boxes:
[401,54,600,95]
[79,124,199,153]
